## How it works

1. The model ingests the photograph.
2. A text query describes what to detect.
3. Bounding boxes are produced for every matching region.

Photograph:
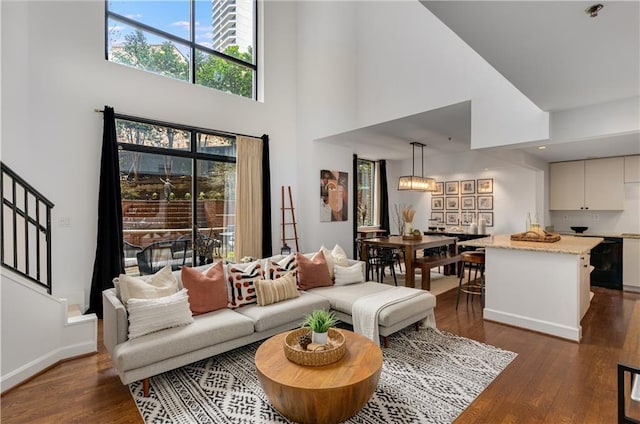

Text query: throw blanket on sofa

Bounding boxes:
[352,287,430,346]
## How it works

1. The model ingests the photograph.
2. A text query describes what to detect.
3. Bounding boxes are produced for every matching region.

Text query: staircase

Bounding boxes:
[1,162,97,393]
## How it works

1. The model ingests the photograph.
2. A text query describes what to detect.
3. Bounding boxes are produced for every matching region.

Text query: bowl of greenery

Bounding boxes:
[302,309,338,344]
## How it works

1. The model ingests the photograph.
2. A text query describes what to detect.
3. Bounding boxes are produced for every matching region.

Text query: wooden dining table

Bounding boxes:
[361,235,458,288]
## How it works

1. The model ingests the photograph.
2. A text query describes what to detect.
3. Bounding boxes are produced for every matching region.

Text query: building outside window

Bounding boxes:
[116,117,237,275]
[106,0,257,99]
[357,159,376,227]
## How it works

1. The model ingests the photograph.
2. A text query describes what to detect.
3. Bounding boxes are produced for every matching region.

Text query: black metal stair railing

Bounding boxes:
[1,162,54,294]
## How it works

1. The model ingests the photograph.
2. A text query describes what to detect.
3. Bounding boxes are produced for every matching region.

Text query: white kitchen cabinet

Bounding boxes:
[624,155,640,183]
[550,157,625,210]
[623,238,640,292]
[580,254,592,319]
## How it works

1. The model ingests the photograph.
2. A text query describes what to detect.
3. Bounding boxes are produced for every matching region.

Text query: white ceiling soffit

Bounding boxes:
[420,1,640,113]
[316,101,472,161]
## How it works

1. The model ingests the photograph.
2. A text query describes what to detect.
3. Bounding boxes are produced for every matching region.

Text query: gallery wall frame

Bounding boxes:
[477,178,493,194]
[432,182,444,195]
[477,195,493,210]
[431,197,444,210]
[430,211,444,223]
[445,196,459,210]
[461,211,476,226]
[478,212,493,227]
[461,180,475,194]
[445,181,459,195]
[461,196,475,210]
[445,212,459,225]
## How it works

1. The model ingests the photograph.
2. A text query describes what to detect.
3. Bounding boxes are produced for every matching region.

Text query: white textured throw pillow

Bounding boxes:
[118,265,178,304]
[334,263,364,286]
[320,244,350,279]
[126,289,194,339]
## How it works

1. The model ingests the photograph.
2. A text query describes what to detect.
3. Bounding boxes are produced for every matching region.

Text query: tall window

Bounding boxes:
[116,116,237,275]
[357,159,376,227]
[106,0,257,99]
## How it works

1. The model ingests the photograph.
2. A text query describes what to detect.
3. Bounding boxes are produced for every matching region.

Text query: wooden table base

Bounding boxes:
[255,329,382,424]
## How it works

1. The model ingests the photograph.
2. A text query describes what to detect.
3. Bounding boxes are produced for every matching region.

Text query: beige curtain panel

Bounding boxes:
[235,136,263,260]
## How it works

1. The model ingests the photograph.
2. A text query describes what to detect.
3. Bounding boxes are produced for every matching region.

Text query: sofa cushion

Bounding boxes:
[321,244,349,279]
[234,292,330,332]
[333,263,364,286]
[126,289,194,339]
[308,282,436,328]
[112,308,255,372]
[296,251,333,290]
[265,253,297,280]
[181,262,228,315]
[255,272,300,306]
[117,265,178,304]
[227,260,263,308]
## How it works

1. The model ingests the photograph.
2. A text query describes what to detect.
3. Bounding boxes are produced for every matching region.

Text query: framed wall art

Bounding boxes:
[432,182,444,195]
[477,195,493,210]
[445,212,459,225]
[445,196,459,210]
[477,178,493,194]
[478,212,493,227]
[461,211,476,226]
[430,211,444,223]
[431,197,444,210]
[320,169,348,222]
[461,196,475,210]
[445,181,459,195]
[461,180,475,194]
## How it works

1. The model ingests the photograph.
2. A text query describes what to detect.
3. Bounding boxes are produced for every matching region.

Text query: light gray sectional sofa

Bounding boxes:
[102,258,436,396]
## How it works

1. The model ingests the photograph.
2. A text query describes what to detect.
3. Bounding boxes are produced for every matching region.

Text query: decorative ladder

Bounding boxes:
[280,186,299,252]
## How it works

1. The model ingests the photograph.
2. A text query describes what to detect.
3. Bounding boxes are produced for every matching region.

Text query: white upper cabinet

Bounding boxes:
[550,157,625,210]
[624,155,640,183]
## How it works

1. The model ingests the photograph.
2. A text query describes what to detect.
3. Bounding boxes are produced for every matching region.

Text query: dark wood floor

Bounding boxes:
[2,285,639,423]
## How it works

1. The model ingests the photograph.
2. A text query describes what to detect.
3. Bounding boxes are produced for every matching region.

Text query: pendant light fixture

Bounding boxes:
[398,142,437,191]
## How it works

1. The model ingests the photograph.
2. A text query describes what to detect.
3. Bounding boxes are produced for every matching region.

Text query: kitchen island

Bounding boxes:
[459,234,603,342]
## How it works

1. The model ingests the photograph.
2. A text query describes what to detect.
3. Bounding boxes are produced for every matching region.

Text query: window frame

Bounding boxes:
[356,158,377,227]
[105,0,258,100]
[116,112,239,272]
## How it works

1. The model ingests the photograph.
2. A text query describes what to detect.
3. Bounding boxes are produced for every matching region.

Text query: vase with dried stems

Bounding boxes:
[402,206,416,235]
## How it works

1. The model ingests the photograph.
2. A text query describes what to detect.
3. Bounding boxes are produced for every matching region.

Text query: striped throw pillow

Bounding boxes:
[254,272,300,306]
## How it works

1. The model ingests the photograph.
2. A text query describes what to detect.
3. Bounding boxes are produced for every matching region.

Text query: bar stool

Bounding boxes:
[456,251,485,309]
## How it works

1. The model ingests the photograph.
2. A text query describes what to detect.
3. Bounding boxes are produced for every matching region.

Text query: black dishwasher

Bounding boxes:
[588,237,623,290]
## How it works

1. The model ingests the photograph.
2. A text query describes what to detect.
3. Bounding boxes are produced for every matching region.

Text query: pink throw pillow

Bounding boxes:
[296,251,333,290]
[181,262,228,315]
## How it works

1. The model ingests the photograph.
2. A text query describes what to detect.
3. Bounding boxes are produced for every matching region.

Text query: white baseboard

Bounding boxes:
[483,308,581,342]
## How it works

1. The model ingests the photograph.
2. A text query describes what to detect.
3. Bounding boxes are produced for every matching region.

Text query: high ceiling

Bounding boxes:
[321,1,639,164]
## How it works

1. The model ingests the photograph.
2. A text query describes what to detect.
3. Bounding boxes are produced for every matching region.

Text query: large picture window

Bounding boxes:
[116,116,237,275]
[106,0,257,99]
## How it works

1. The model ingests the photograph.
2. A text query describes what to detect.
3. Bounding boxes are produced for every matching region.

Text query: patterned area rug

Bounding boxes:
[130,328,517,423]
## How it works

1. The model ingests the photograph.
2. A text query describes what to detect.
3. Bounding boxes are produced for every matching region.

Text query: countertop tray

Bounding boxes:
[510,231,561,243]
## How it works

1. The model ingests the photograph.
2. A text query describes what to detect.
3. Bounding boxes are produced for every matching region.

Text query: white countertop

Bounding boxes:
[556,231,640,239]
[458,234,603,255]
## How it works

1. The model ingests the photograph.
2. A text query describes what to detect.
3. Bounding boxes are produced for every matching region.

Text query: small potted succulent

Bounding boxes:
[302,309,338,345]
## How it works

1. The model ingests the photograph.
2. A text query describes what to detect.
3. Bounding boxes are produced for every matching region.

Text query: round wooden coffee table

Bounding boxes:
[255,329,382,424]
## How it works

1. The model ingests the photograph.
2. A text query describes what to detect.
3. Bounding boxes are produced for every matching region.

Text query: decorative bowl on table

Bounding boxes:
[283,328,346,366]
[570,226,588,234]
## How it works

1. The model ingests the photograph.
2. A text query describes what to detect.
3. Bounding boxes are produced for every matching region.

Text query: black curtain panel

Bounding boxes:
[87,106,124,318]
[379,160,390,234]
[261,134,273,257]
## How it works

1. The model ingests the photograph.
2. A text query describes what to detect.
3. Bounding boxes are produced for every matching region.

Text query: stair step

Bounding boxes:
[67,304,83,318]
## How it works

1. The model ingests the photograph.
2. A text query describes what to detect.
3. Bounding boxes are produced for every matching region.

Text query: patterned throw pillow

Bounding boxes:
[117,265,178,305]
[227,260,264,308]
[181,262,228,315]
[254,272,300,306]
[126,289,194,339]
[295,251,333,290]
[265,253,297,280]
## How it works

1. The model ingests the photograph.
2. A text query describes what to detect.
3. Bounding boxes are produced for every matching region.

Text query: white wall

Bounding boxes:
[387,153,541,235]
[1,0,299,307]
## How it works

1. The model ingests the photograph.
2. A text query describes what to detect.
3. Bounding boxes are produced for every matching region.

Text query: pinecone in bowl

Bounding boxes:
[299,332,312,350]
